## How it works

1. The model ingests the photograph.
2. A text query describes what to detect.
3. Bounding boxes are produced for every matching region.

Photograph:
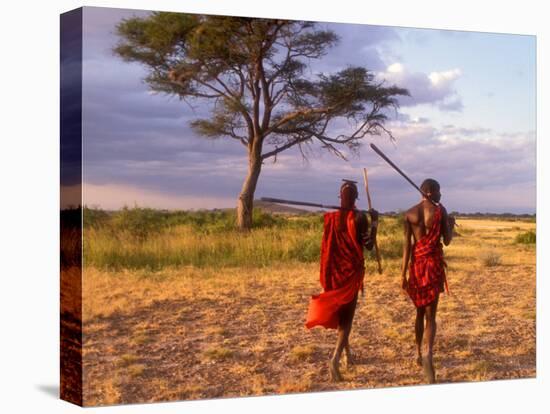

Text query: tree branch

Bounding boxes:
[261,135,311,159]
[264,106,335,136]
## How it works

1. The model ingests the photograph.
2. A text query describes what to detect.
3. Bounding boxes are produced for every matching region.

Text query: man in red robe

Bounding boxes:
[305,180,378,381]
[401,178,455,383]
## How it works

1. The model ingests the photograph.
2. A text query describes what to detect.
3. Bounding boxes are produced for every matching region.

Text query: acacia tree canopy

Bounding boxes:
[114,13,410,229]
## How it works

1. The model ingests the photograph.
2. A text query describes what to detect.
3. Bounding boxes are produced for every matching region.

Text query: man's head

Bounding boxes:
[420,178,441,203]
[340,180,358,208]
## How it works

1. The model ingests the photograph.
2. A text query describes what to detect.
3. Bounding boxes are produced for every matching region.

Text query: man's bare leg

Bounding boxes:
[330,295,358,380]
[422,295,439,383]
[330,315,351,381]
[343,341,353,367]
[415,306,426,366]
[344,294,358,368]
[330,326,346,381]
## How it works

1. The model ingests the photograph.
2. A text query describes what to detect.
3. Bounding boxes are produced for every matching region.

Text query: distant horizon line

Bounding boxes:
[61,204,537,217]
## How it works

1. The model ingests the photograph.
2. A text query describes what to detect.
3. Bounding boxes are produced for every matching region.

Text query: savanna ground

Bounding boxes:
[76,207,536,406]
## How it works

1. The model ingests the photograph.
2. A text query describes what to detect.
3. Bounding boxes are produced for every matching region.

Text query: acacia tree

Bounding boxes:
[114,13,409,230]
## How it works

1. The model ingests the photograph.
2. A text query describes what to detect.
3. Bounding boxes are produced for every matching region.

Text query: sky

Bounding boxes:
[77,6,536,213]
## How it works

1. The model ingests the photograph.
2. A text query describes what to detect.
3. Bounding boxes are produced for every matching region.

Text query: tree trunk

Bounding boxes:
[237,142,263,230]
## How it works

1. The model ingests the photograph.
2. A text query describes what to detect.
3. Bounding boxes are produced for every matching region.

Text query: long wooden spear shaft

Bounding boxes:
[362,169,383,274]
[370,143,437,206]
[260,197,367,213]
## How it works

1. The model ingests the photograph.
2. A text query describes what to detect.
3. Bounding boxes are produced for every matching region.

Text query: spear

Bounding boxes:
[370,143,437,205]
[370,143,458,226]
[362,168,383,274]
[259,197,367,213]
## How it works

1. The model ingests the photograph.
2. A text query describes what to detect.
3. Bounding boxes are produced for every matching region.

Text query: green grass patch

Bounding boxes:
[82,207,403,270]
[515,230,536,244]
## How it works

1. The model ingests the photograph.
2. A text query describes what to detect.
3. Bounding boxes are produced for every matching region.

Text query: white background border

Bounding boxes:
[0,1,546,413]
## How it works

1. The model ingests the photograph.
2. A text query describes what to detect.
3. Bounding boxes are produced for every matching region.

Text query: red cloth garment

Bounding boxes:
[305,210,365,329]
[407,205,448,308]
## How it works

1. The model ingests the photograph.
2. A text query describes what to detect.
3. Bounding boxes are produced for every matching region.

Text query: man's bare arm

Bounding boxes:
[441,206,454,246]
[401,214,412,290]
[365,209,379,251]
[357,210,378,251]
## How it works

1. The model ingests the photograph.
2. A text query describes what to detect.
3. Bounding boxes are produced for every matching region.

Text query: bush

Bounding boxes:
[515,230,536,244]
[83,207,110,228]
[479,251,502,267]
[111,205,166,241]
[251,208,285,228]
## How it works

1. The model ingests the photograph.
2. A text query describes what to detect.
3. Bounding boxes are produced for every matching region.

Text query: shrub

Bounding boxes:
[111,205,165,241]
[252,208,285,228]
[479,251,502,267]
[515,230,536,244]
[83,207,110,228]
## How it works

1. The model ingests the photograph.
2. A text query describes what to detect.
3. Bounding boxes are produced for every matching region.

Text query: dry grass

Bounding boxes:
[100,376,122,405]
[289,345,317,362]
[479,251,502,267]
[127,364,146,378]
[81,217,536,406]
[203,347,234,361]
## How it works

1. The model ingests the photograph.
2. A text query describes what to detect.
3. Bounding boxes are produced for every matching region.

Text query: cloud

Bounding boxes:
[376,63,464,111]
[316,23,401,73]
[380,119,535,199]
[437,125,492,137]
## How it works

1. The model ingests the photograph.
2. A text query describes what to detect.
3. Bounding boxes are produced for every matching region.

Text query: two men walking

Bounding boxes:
[305,178,455,384]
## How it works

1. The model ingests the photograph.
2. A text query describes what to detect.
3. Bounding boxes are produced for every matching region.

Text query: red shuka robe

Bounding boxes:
[305,209,365,329]
[406,204,448,308]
